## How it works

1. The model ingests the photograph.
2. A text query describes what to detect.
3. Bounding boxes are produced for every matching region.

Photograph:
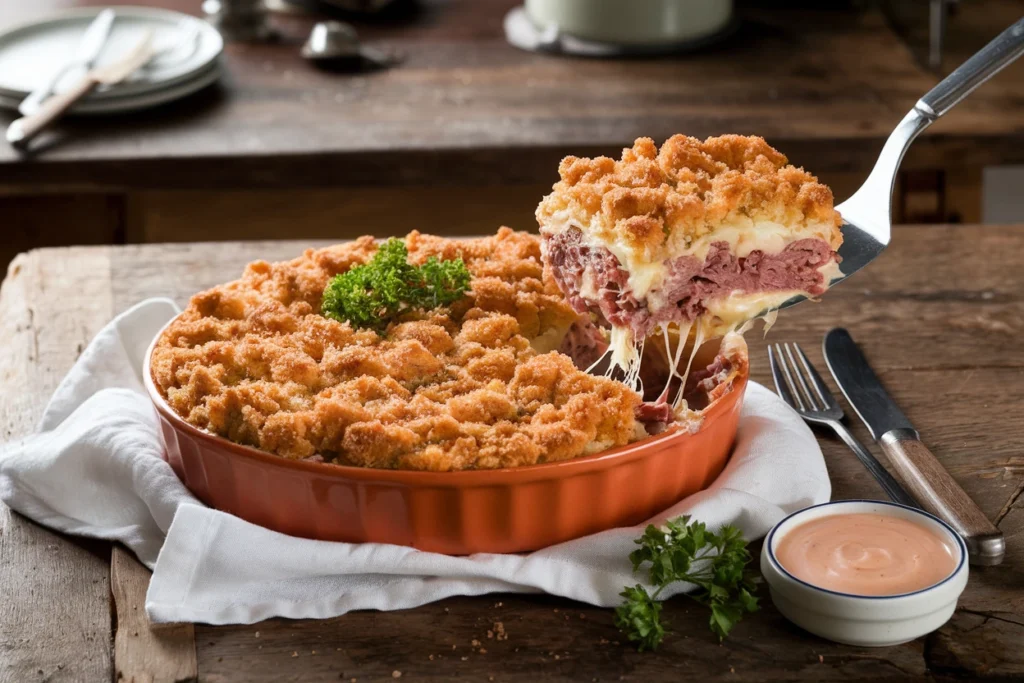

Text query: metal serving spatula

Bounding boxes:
[776,17,1024,313]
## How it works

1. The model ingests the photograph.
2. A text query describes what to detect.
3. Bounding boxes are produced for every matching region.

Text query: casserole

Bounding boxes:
[145,324,747,554]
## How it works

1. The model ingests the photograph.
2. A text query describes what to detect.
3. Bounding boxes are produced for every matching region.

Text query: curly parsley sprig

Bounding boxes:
[614,516,759,650]
[321,238,471,331]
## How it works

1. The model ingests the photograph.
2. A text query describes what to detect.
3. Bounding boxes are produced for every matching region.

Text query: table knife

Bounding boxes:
[7,31,154,149]
[18,8,116,116]
[823,327,1005,565]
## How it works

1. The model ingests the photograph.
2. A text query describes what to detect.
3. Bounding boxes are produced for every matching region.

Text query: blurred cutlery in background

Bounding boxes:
[7,30,155,149]
[18,8,115,116]
[145,17,201,71]
[301,20,403,71]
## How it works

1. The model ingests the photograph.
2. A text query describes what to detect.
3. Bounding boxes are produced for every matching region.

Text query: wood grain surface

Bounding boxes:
[111,547,198,683]
[1,224,1023,681]
[0,248,114,683]
[0,1,1022,190]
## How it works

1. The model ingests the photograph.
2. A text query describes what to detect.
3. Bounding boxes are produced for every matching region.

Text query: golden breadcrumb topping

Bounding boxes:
[536,135,843,258]
[150,229,641,471]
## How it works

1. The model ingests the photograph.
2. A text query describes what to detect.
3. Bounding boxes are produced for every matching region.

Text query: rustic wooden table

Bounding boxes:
[1,224,1022,682]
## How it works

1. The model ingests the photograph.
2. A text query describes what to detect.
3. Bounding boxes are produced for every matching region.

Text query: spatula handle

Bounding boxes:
[917,17,1024,119]
[880,429,1005,566]
[6,73,97,148]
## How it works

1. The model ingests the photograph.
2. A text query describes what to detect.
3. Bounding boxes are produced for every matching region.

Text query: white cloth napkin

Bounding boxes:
[0,299,830,625]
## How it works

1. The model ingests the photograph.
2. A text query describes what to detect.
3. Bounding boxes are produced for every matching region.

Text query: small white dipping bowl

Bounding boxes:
[761,500,968,647]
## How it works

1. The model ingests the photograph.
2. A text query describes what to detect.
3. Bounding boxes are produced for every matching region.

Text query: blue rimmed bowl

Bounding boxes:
[760,500,968,647]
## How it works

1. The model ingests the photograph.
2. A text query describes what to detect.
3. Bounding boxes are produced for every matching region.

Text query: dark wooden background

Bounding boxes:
[1,0,1023,272]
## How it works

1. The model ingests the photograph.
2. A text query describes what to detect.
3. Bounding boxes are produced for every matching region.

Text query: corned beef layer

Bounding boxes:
[544,226,836,338]
[634,401,675,427]
[634,351,736,430]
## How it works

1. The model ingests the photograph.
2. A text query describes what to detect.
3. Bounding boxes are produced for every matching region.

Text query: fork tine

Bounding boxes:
[784,343,820,410]
[793,343,838,410]
[770,344,806,412]
[768,346,787,402]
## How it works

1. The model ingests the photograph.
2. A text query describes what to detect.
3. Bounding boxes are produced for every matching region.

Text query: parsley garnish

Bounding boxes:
[614,516,759,650]
[321,238,471,331]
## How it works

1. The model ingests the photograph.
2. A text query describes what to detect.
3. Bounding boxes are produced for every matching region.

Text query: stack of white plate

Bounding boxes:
[0,7,223,115]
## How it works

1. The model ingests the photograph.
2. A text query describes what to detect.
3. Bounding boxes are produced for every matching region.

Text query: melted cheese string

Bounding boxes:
[606,328,645,394]
[672,322,706,411]
[599,310,777,417]
[656,325,674,403]
[585,346,611,375]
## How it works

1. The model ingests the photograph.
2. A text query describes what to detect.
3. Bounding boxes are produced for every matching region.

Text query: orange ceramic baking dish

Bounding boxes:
[144,323,747,555]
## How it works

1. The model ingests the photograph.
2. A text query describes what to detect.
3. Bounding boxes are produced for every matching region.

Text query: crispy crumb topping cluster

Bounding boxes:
[536,135,843,258]
[150,229,640,471]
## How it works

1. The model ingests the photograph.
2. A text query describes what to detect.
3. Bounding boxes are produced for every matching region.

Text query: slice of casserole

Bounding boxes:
[538,134,843,382]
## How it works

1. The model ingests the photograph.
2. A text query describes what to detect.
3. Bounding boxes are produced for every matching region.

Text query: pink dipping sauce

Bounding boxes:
[774,513,958,596]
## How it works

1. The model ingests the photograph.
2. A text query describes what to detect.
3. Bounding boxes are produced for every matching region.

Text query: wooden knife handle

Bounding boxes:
[7,74,97,148]
[880,429,1005,565]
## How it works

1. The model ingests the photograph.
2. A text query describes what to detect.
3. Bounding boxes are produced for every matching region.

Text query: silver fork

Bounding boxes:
[769,342,918,508]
